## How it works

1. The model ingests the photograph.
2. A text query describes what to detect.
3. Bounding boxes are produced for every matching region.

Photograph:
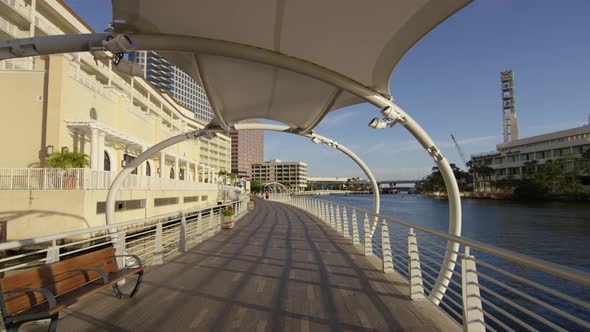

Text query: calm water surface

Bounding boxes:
[321,194,590,272]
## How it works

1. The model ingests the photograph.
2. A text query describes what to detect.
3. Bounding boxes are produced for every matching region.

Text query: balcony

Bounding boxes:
[0,0,30,29]
[0,168,217,191]
[0,16,28,39]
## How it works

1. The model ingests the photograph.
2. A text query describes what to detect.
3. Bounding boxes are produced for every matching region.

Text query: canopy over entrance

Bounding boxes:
[112,0,470,132]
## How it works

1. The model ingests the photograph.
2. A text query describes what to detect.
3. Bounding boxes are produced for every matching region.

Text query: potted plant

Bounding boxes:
[222,204,235,229]
[46,151,90,188]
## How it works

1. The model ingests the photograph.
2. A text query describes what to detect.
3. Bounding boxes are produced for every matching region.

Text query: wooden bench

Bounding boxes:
[0,246,143,332]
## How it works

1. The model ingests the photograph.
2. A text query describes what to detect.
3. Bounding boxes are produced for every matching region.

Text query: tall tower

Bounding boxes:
[501,70,519,143]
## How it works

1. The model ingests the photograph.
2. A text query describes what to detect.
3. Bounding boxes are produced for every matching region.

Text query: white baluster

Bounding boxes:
[461,246,485,332]
[351,210,360,245]
[153,222,163,265]
[342,207,350,238]
[381,220,394,273]
[363,213,372,256]
[408,228,425,300]
[179,213,187,252]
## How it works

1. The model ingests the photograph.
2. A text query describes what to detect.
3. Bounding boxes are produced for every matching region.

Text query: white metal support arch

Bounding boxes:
[2,32,460,305]
[233,122,381,221]
[105,128,220,226]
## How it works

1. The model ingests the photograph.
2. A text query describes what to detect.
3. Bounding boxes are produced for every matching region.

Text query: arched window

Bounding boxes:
[103,151,111,171]
[179,168,185,180]
[90,107,97,120]
[146,161,151,176]
[170,167,175,179]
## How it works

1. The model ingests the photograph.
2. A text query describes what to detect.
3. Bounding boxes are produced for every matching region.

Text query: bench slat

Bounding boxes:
[14,267,143,318]
[1,247,120,316]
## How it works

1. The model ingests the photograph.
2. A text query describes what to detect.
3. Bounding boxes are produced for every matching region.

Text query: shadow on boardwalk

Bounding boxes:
[35,200,459,331]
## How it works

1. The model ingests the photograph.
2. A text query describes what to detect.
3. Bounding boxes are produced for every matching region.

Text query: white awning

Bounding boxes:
[112,0,471,132]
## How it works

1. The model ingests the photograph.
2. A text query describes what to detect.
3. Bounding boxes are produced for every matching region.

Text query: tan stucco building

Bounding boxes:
[0,0,231,240]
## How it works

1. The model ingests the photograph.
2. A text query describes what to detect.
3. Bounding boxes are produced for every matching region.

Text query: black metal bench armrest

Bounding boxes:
[69,267,109,284]
[6,288,57,310]
[114,254,143,268]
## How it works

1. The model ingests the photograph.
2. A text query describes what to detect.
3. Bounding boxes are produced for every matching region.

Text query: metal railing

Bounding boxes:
[0,168,220,190]
[0,197,249,275]
[0,17,28,39]
[0,0,30,19]
[281,196,590,332]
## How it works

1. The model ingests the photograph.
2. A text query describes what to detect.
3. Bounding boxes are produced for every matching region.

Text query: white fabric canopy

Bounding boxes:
[112,0,471,131]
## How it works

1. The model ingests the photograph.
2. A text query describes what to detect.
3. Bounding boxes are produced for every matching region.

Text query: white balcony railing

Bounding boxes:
[0,168,218,191]
[0,16,28,38]
[70,71,114,101]
[0,0,30,20]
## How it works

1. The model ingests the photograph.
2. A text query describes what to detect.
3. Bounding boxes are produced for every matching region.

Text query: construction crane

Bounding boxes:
[451,134,469,167]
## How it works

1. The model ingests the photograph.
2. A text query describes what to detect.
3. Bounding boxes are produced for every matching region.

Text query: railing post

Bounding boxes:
[321,202,326,222]
[363,213,372,256]
[209,208,215,237]
[329,204,335,228]
[335,205,342,233]
[408,228,425,301]
[196,211,203,243]
[46,239,59,263]
[461,246,485,332]
[218,207,223,231]
[113,231,126,268]
[342,207,350,238]
[351,210,360,245]
[179,213,187,252]
[153,222,164,265]
[381,220,394,273]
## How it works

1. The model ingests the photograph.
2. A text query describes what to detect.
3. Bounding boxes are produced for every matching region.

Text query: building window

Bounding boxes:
[180,168,185,180]
[146,161,151,177]
[170,167,175,179]
[104,151,111,171]
[123,154,138,174]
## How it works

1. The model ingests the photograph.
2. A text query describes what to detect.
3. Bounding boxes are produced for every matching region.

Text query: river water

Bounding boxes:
[319,194,590,330]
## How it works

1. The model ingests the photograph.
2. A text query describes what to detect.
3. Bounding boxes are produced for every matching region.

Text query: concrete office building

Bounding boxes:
[251,160,307,192]
[470,72,590,191]
[129,51,214,123]
[229,119,264,179]
[472,125,590,190]
[0,0,231,240]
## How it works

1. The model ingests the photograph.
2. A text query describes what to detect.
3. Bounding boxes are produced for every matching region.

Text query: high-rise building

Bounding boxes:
[251,160,307,192]
[129,51,214,123]
[230,120,264,179]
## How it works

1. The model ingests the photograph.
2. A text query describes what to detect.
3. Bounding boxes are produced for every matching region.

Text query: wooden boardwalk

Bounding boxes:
[47,200,459,331]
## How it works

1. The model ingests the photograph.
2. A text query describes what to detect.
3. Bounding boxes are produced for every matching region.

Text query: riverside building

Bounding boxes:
[229,119,264,179]
[470,72,590,191]
[128,51,214,123]
[0,0,231,240]
[251,160,307,192]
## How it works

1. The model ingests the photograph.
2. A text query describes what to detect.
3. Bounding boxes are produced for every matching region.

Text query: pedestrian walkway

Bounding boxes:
[52,200,459,331]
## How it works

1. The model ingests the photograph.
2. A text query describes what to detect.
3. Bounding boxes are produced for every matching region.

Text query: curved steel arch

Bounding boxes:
[261,181,289,194]
[2,33,459,305]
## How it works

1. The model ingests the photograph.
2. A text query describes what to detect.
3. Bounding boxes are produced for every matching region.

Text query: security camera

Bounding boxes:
[103,34,136,53]
[113,59,143,77]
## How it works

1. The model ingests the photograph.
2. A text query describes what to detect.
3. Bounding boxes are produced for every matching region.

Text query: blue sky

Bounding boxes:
[66,0,590,180]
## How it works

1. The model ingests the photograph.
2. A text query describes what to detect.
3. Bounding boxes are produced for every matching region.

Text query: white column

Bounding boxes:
[201,164,205,183]
[159,152,166,179]
[174,157,179,180]
[90,127,99,170]
[97,132,105,171]
[185,160,190,182]
[138,146,146,176]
